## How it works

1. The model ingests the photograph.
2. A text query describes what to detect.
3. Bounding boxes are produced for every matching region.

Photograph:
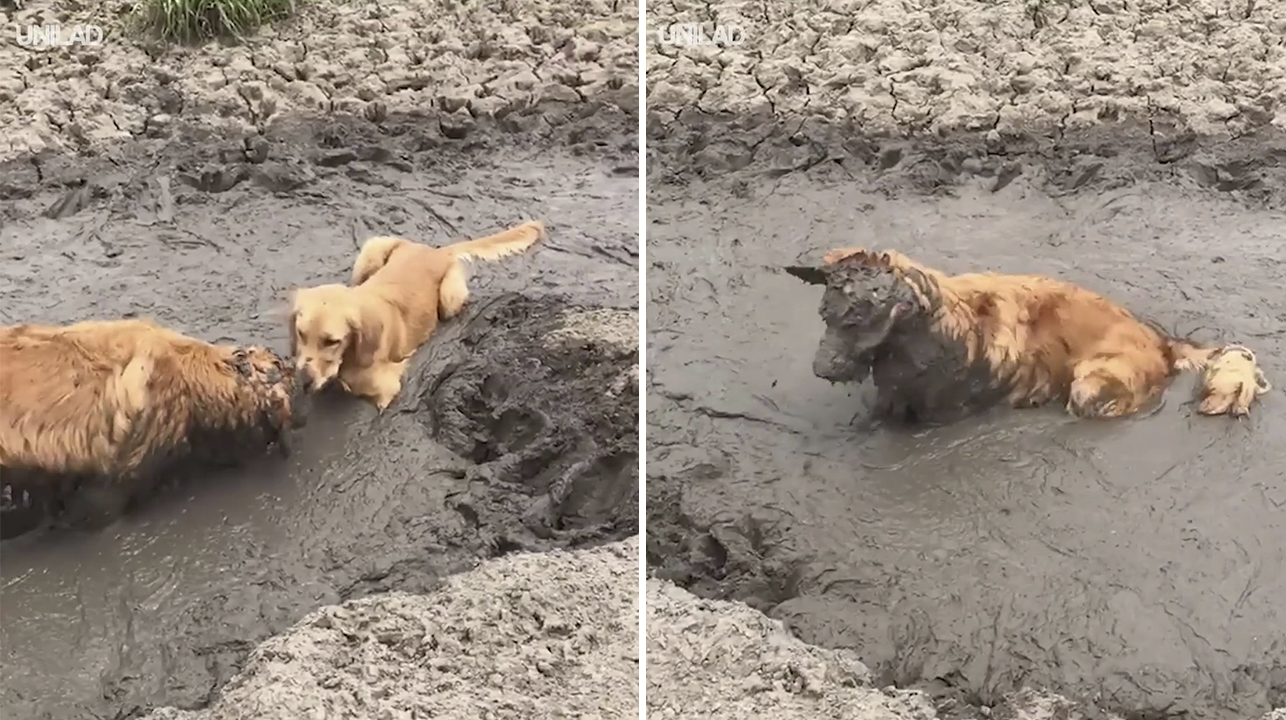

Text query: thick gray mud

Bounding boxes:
[144,539,640,720]
[0,113,638,719]
[646,128,1286,720]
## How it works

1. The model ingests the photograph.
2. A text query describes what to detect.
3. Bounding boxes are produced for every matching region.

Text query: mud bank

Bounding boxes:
[140,539,638,720]
[646,1,1285,719]
[2,0,639,161]
[647,0,1286,194]
[650,578,1286,720]
[0,105,638,717]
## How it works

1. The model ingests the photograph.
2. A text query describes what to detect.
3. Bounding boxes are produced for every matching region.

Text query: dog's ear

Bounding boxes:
[283,290,300,357]
[348,305,384,366]
[784,265,829,286]
[1255,367,1271,394]
[286,310,298,357]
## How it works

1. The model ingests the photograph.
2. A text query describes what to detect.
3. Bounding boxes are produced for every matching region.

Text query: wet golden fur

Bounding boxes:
[1197,344,1270,417]
[822,247,1238,418]
[0,318,295,479]
[290,220,545,410]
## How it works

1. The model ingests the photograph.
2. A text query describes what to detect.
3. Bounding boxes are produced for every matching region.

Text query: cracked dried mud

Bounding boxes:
[646,1,1286,719]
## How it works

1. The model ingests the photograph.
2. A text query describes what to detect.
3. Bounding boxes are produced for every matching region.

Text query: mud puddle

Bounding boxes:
[646,137,1286,720]
[0,114,638,719]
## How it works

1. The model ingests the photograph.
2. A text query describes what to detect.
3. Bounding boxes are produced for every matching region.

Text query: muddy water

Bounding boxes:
[646,139,1286,719]
[0,115,638,719]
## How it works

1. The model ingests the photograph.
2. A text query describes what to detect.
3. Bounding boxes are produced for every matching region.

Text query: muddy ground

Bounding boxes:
[0,109,638,717]
[646,1,1285,719]
[143,539,640,720]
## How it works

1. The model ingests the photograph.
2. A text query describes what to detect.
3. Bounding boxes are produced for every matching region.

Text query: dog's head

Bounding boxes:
[225,345,303,454]
[785,257,921,383]
[1213,343,1257,366]
[289,285,383,392]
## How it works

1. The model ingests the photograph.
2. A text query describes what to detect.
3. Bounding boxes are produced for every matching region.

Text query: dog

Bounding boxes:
[289,220,545,410]
[787,246,1247,423]
[1196,344,1270,417]
[0,318,298,533]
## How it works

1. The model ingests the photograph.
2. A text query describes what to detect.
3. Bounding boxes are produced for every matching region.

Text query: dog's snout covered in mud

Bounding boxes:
[0,319,302,536]
[787,261,921,384]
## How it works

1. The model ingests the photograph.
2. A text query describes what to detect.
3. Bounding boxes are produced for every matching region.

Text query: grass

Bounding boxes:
[134,0,297,43]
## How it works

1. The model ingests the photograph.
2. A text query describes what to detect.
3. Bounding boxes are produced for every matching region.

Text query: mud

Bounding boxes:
[646,1,1285,719]
[0,105,638,717]
[2,0,639,162]
[140,538,639,720]
[648,578,1139,720]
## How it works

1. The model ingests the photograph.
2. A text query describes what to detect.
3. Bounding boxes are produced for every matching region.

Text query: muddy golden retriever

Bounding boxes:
[289,220,545,411]
[788,247,1260,423]
[0,318,298,531]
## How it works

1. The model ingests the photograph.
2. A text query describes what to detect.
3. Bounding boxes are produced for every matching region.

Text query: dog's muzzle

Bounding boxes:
[813,334,873,383]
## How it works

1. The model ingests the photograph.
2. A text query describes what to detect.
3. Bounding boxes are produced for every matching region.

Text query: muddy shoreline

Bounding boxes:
[0,107,639,718]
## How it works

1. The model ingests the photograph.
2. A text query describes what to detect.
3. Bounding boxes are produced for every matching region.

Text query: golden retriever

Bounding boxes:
[1197,344,1270,417]
[290,220,545,410]
[0,318,297,529]
[790,246,1251,421]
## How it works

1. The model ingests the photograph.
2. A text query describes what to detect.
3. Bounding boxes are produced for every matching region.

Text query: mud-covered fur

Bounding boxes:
[290,220,545,411]
[0,319,298,533]
[790,247,1242,423]
[1197,344,1270,417]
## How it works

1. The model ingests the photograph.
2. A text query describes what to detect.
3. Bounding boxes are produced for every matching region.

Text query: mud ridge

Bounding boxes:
[646,0,1286,196]
[0,103,638,719]
[649,577,1286,720]
[142,538,640,720]
[2,0,639,162]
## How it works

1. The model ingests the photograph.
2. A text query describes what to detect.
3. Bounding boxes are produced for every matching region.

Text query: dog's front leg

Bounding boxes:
[348,361,406,411]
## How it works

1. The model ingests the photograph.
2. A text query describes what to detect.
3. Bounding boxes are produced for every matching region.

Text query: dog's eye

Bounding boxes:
[322,337,340,347]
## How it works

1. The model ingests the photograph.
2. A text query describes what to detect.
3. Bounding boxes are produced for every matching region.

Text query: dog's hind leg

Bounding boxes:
[351,236,405,286]
[438,261,469,320]
[1067,354,1152,419]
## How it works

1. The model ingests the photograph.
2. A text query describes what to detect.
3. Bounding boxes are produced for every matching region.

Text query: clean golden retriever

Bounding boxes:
[290,220,545,410]
[792,246,1259,420]
[0,318,297,528]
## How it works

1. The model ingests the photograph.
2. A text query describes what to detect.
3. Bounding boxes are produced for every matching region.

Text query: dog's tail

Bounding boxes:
[444,221,545,263]
[351,236,409,286]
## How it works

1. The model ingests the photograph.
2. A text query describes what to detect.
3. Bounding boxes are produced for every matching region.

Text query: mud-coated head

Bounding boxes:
[227,346,305,454]
[785,259,921,383]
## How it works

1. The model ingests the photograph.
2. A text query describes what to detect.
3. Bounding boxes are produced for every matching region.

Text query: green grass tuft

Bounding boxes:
[135,0,296,43]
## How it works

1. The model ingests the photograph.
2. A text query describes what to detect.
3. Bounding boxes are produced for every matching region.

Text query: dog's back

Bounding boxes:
[348,222,545,352]
[0,319,256,476]
[1,320,173,475]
